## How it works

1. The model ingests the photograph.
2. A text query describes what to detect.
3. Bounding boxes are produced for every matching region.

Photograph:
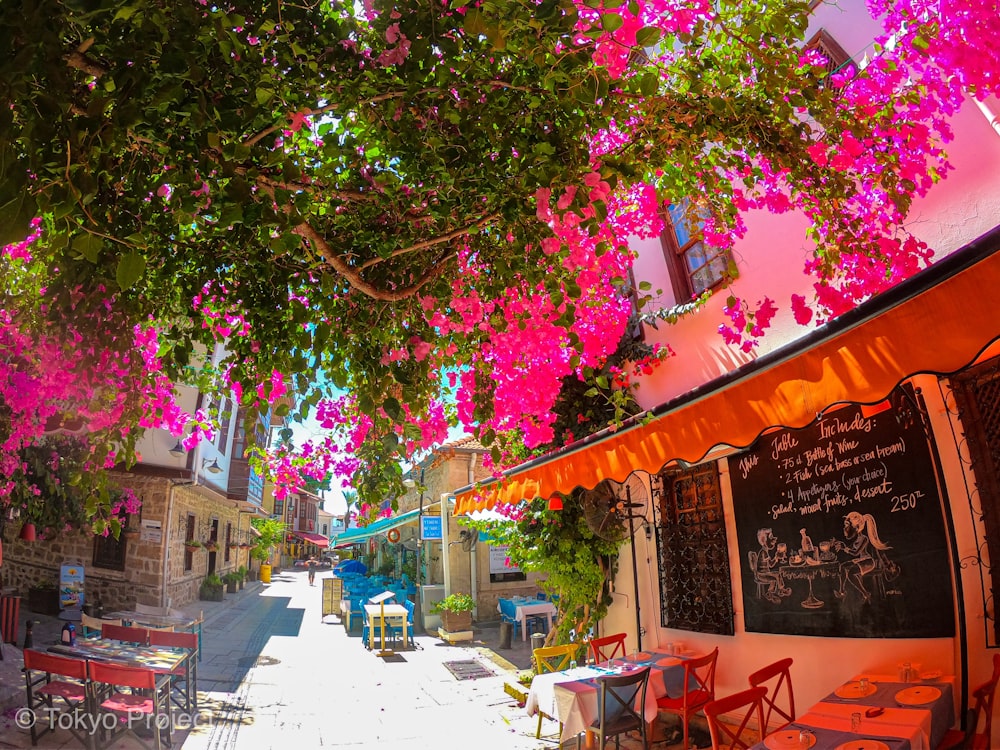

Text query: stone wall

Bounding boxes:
[1,472,247,612]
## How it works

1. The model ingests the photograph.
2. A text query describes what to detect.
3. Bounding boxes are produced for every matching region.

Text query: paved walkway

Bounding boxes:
[0,570,703,749]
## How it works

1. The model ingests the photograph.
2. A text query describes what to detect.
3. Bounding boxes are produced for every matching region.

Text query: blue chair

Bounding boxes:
[386,599,415,646]
[499,598,524,640]
[347,598,366,631]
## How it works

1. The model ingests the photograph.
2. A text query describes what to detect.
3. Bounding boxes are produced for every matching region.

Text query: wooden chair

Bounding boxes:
[81,613,121,638]
[148,629,198,713]
[656,646,719,750]
[578,666,651,750]
[748,657,795,731]
[88,660,168,750]
[705,686,767,750]
[101,623,149,645]
[589,632,628,663]
[22,649,91,748]
[533,643,581,739]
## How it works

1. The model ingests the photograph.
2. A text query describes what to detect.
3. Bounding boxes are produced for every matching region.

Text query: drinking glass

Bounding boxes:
[569,659,577,670]
[798,729,814,749]
[851,712,862,732]
[859,676,870,693]
[665,642,675,655]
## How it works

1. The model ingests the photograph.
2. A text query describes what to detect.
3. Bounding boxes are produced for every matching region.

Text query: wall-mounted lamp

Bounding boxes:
[168,440,186,458]
[19,522,37,542]
[547,494,564,511]
[202,458,223,475]
[403,478,416,489]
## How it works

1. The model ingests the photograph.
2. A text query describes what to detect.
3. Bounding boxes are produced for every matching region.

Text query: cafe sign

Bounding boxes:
[730,386,954,638]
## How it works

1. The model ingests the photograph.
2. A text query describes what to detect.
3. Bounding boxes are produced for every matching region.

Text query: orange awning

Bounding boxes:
[455,226,1000,514]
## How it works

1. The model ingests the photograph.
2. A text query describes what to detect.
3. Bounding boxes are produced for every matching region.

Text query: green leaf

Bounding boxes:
[639,71,659,97]
[383,397,403,421]
[464,8,487,36]
[116,252,146,290]
[75,234,104,263]
[602,13,623,32]
[635,26,661,48]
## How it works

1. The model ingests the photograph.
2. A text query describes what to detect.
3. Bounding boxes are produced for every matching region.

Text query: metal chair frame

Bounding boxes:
[705,686,767,750]
[579,666,651,750]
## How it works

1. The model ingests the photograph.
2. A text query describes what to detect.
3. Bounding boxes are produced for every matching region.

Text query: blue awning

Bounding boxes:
[332,508,422,547]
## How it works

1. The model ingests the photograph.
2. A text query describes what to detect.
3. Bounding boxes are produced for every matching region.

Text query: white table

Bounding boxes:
[498,599,557,640]
[364,603,409,649]
[526,650,694,743]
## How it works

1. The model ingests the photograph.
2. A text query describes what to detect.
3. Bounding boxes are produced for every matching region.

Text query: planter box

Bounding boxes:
[199,587,224,602]
[27,587,60,616]
[439,610,472,632]
[226,581,238,594]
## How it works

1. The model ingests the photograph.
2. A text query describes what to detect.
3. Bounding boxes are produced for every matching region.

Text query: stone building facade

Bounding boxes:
[1,470,248,613]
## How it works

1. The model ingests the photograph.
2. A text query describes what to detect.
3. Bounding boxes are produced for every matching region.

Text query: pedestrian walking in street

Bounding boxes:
[307,555,317,585]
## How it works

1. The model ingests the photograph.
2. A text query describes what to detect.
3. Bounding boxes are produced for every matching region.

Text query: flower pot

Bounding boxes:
[440,610,472,632]
[226,581,238,594]
[27,587,60,616]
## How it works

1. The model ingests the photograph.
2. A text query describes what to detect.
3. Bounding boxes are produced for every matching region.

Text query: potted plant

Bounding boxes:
[204,540,219,552]
[223,571,240,594]
[184,539,203,552]
[199,573,224,602]
[431,593,475,632]
[237,566,247,590]
[27,579,60,616]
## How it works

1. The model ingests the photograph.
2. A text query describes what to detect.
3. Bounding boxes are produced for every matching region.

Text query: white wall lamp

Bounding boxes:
[202,458,223,475]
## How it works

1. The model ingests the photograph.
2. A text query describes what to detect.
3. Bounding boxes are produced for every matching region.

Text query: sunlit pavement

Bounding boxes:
[0,571,704,749]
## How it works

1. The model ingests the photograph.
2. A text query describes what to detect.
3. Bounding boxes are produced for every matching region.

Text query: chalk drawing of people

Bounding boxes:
[750,528,792,604]
[833,511,896,603]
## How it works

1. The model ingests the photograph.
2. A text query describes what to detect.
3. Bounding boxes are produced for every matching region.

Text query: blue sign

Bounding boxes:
[420,515,443,541]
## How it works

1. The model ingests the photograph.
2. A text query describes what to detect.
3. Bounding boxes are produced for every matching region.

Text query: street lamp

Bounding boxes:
[168,440,186,458]
[202,458,223,475]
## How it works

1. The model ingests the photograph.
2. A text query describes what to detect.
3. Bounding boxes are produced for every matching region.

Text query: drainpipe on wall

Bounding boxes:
[468,452,479,620]
[976,97,1000,138]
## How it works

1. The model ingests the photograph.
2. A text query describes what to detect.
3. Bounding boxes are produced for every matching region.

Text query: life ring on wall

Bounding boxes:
[386,528,401,544]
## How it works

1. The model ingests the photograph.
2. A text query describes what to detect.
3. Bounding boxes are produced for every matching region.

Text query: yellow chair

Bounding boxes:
[80,612,120,637]
[533,643,581,739]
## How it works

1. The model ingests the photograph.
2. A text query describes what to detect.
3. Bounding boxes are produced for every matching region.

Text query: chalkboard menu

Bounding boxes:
[730,388,954,638]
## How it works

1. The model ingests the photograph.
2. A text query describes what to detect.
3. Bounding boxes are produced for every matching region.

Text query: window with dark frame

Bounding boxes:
[654,462,735,635]
[184,513,196,572]
[92,523,129,571]
[216,397,233,456]
[804,29,854,79]
[660,201,735,302]
[950,356,1000,646]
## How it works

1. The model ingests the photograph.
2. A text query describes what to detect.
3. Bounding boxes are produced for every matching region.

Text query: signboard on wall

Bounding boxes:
[489,544,521,574]
[420,515,443,541]
[140,519,162,544]
[730,388,954,638]
[59,563,85,620]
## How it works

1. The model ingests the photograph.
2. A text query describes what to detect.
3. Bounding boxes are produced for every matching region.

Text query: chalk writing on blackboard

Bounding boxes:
[731,391,954,638]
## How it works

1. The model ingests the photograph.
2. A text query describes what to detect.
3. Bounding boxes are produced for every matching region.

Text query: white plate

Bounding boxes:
[764,729,816,750]
[920,670,943,681]
[835,682,878,699]
[896,686,941,705]
[656,656,682,667]
[834,741,890,750]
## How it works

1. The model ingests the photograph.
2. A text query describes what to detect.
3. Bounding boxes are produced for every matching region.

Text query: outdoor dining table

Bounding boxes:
[749,671,956,750]
[498,597,557,641]
[525,648,700,744]
[49,636,191,674]
[364,603,410,650]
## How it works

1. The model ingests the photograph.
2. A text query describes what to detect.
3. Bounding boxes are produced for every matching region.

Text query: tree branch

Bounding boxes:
[358,213,500,270]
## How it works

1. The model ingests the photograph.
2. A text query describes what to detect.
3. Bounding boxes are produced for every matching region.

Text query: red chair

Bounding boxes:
[88,660,168,750]
[22,649,91,748]
[101,623,149,645]
[589,632,628,663]
[656,647,719,750]
[938,653,1000,750]
[148,629,198,713]
[748,657,795,732]
[705,686,767,750]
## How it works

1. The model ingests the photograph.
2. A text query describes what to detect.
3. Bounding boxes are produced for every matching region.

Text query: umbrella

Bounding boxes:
[335,559,367,575]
